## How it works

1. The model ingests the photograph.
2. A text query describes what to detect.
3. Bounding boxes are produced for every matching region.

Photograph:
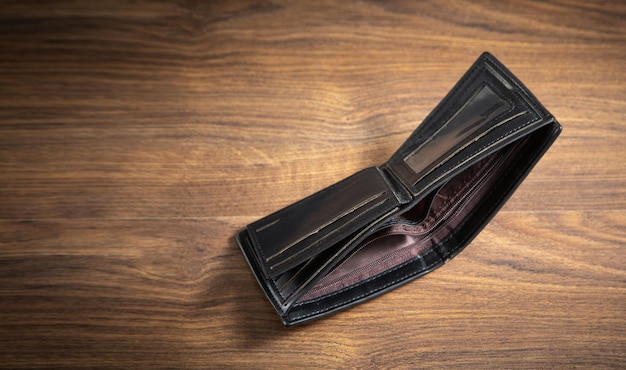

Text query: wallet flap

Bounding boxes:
[384,52,552,196]
[247,167,401,278]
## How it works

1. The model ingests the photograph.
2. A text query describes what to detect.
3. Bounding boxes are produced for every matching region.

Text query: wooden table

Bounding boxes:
[1,1,624,368]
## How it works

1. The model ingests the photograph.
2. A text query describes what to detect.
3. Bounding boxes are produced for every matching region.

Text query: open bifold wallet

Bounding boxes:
[236,52,561,326]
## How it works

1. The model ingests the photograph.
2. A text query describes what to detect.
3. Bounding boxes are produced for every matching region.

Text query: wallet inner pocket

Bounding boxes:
[296,139,521,303]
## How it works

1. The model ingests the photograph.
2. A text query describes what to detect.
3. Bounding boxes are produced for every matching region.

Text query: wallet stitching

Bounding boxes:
[291,141,526,321]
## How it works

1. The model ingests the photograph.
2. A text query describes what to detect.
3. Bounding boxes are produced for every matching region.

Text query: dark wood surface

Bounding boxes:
[1,1,624,368]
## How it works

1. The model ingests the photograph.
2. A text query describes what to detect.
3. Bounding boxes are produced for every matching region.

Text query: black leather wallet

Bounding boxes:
[236,52,562,326]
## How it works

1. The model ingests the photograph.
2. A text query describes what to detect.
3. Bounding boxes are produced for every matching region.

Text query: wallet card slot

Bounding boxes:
[248,167,401,278]
[268,196,390,279]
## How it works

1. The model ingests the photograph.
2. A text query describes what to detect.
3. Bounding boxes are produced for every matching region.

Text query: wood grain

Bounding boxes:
[0,0,624,368]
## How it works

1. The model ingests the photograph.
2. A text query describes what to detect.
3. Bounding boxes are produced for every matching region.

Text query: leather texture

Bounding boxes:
[236,52,562,326]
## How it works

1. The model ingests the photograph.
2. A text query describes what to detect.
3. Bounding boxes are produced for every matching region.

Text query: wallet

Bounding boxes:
[236,52,562,326]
